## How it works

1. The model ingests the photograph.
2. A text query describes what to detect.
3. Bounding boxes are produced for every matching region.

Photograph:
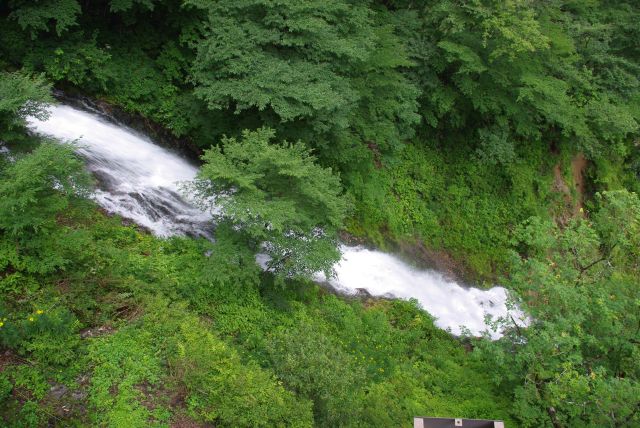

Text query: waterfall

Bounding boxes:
[27,103,524,338]
[28,104,211,237]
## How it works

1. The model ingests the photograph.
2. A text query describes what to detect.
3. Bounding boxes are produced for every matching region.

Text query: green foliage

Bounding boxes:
[0,307,81,367]
[14,400,44,427]
[0,195,516,426]
[192,128,351,278]
[184,0,372,124]
[398,0,639,159]
[0,305,86,426]
[592,190,640,264]
[350,141,555,276]
[0,142,86,235]
[0,71,52,138]
[86,297,312,427]
[171,319,313,427]
[0,143,92,274]
[95,43,195,134]
[4,0,638,279]
[109,0,156,13]
[0,199,515,427]
[478,190,640,426]
[22,33,111,90]
[1,0,640,426]
[88,328,165,427]
[0,373,11,402]
[7,0,80,37]
[265,315,366,426]
[185,0,419,159]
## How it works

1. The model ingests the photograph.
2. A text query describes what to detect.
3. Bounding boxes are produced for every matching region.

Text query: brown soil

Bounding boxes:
[0,350,20,372]
[552,163,570,194]
[366,141,383,169]
[571,153,587,215]
[165,384,213,428]
[171,414,212,428]
[42,373,92,422]
[551,153,588,224]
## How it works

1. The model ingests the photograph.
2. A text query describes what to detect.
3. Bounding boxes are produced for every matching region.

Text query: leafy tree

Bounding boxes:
[7,0,81,37]
[0,143,92,273]
[22,33,111,90]
[396,0,638,160]
[191,128,351,279]
[265,315,366,426]
[0,71,52,139]
[109,0,157,13]
[184,0,372,124]
[478,190,640,427]
[184,0,419,161]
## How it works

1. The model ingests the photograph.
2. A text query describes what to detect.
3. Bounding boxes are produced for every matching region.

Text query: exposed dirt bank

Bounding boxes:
[571,153,587,215]
[552,152,588,225]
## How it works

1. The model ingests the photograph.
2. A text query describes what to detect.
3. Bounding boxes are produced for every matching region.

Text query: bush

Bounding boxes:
[0,142,92,274]
[0,307,81,367]
[88,328,164,427]
[170,320,313,427]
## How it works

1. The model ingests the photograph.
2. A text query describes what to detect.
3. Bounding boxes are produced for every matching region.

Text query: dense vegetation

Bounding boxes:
[1,0,639,426]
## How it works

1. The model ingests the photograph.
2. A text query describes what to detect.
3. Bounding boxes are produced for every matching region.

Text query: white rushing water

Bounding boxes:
[327,246,518,338]
[28,103,523,338]
[27,104,211,237]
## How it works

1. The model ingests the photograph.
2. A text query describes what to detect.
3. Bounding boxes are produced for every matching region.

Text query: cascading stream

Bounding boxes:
[27,103,524,339]
[28,104,212,237]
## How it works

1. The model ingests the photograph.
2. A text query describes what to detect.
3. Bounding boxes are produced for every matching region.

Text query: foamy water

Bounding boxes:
[27,103,524,338]
[27,104,211,237]
[326,246,520,338]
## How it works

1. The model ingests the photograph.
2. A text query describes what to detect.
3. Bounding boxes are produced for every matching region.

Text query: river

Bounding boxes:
[27,103,523,338]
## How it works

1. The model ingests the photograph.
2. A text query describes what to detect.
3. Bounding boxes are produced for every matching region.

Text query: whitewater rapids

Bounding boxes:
[28,104,211,237]
[27,103,523,338]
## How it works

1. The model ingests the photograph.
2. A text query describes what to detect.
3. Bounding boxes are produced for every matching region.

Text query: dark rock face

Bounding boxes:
[354,288,372,297]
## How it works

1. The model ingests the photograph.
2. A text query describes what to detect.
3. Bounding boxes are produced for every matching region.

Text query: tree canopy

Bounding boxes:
[395,0,639,163]
[192,128,351,278]
[0,71,52,139]
[185,0,420,159]
[0,143,91,273]
[479,190,640,427]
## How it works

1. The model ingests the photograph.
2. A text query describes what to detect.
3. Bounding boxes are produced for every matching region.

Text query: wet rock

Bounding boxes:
[355,288,371,297]
[49,384,68,400]
[80,325,115,338]
[71,390,87,401]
